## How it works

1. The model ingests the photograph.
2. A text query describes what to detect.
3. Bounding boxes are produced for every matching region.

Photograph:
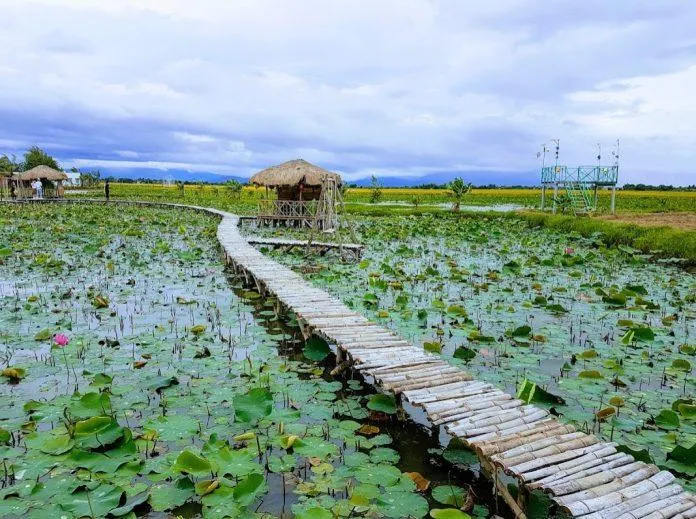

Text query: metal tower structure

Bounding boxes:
[540,140,620,215]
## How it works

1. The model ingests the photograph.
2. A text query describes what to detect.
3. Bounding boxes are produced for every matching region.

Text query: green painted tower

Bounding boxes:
[540,141,620,215]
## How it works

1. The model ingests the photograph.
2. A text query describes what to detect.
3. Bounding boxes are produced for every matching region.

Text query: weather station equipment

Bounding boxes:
[539,140,620,215]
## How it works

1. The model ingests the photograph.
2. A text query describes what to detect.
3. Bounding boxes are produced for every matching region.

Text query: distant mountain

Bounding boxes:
[350,171,539,187]
[98,167,540,187]
[101,168,246,184]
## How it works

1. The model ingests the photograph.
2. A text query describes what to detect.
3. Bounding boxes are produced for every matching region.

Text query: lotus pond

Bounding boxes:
[252,213,696,492]
[0,204,504,519]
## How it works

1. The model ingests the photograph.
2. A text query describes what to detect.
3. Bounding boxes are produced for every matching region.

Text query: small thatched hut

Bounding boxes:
[249,159,342,202]
[16,165,68,182]
[14,165,68,198]
[249,159,342,228]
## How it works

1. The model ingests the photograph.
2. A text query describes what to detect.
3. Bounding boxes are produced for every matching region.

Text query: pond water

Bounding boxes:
[0,204,504,519]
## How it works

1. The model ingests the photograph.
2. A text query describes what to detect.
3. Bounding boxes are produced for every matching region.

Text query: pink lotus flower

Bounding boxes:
[54,333,69,347]
[565,247,575,255]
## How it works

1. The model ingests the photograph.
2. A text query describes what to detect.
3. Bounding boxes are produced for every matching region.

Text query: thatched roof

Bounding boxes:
[15,165,68,181]
[249,159,341,188]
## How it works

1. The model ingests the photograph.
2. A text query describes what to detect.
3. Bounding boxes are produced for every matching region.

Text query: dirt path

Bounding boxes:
[599,212,696,231]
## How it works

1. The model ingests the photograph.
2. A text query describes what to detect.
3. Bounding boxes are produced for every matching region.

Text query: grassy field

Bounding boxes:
[345,187,696,213]
[68,183,696,214]
[63,183,696,264]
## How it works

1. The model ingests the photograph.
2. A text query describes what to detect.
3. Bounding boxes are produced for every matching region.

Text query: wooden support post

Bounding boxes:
[480,456,528,519]
[297,320,310,340]
[254,278,265,297]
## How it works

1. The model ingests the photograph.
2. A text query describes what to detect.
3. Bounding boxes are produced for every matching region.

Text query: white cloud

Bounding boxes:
[0,0,695,184]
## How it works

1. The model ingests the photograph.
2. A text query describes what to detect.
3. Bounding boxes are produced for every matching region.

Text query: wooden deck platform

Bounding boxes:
[5,199,694,519]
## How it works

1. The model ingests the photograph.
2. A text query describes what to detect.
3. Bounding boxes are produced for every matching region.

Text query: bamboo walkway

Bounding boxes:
[216,211,695,519]
[5,200,694,518]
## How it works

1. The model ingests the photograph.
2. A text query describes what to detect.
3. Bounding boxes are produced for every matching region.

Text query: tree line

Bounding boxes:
[1,146,102,187]
[0,146,60,174]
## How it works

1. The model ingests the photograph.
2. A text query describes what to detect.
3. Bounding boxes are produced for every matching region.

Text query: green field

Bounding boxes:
[68,183,696,215]
[67,183,696,264]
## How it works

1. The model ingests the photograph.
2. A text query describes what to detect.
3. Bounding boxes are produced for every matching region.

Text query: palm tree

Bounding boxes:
[448,177,472,211]
[225,180,243,198]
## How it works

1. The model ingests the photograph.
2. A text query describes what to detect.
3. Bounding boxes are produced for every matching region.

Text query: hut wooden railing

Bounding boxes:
[258,199,317,219]
[13,187,63,199]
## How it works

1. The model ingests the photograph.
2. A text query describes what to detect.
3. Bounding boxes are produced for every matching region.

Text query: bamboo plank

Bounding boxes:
[511,442,616,478]
[549,462,654,497]
[527,452,632,489]
[404,382,492,404]
[516,444,618,482]
[493,432,587,461]
[475,422,576,457]
[496,435,600,471]
[562,472,677,516]
[554,465,660,504]
[628,495,696,519]
[432,399,524,426]
[573,484,684,519]
[448,406,548,435]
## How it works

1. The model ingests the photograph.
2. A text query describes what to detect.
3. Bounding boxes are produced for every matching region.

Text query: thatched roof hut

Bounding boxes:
[252,160,344,228]
[15,165,68,181]
[250,159,341,189]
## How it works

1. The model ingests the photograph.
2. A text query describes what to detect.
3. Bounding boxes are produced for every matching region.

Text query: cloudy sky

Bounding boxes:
[1,1,695,185]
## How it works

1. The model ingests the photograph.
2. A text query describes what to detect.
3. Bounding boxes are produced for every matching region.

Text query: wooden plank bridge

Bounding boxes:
[217,211,695,519]
[5,199,694,519]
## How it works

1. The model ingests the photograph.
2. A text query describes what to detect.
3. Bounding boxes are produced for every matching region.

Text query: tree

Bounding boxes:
[369,175,382,204]
[79,170,101,188]
[553,193,573,214]
[0,154,18,176]
[22,146,60,171]
[224,179,243,198]
[448,177,472,211]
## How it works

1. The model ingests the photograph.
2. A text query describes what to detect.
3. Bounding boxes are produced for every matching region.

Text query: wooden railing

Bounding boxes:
[258,199,317,219]
[11,187,63,199]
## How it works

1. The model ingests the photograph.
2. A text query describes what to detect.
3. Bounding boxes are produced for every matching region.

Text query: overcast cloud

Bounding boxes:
[1,0,695,184]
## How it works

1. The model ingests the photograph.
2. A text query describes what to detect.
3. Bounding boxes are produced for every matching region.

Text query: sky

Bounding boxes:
[1,1,695,185]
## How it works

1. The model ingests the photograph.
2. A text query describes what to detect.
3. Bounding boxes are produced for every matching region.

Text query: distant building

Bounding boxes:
[65,172,81,187]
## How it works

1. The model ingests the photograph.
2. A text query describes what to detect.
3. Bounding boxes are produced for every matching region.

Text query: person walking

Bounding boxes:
[104,179,110,201]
